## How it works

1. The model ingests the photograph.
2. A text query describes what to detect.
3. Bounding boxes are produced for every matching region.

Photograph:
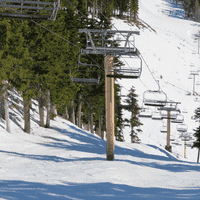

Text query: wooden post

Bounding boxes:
[165,111,172,152]
[2,80,10,133]
[70,99,75,124]
[38,87,44,127]
[184,138,187,158]
[45,88,51,128]
[78,93,82,128]
[105,55,115,160]
[99,106,104,139]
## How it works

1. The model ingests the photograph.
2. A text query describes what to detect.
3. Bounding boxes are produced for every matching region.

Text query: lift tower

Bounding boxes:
[79,29,140,160]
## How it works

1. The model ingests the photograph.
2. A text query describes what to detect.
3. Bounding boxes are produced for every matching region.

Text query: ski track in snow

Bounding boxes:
[1,0,200,199]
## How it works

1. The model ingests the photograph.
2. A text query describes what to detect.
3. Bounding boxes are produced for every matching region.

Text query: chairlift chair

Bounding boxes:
[160,110,178,119]
[170,136,175,141]
[70,61,101,85]
[151,108,162,120]
[0,0,60,20]
[106,55,142,79]
[143,91,167,107]
[138,107,153,118]
[160,125,167,133]
[177,123,188,132]
[171,113,184,123]
[182,108,188,113]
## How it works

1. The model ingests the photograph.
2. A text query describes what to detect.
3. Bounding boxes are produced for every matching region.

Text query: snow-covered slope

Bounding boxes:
[113,0,200,162]
[1,87,200,199]
[1,0,200,199]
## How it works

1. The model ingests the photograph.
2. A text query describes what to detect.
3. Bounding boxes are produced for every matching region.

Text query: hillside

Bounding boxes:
[1,0,200,199]
[1,87,200,199]
[114,0,200,162]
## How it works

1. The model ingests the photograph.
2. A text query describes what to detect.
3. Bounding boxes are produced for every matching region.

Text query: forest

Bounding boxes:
[0,0,141,142]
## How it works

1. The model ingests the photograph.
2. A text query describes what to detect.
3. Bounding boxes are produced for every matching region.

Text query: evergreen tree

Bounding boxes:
[192,107,200,162]
[123,86,142,143]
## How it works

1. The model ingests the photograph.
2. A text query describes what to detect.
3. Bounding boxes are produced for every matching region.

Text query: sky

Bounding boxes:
[1,0,200,199]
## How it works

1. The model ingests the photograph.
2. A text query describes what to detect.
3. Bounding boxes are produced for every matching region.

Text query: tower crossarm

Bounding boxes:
[78,29,140,55]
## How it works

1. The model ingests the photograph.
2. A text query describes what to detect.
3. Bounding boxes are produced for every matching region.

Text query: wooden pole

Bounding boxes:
[184,138,187,158]
[105,55,115,161]
[165,111,172,152]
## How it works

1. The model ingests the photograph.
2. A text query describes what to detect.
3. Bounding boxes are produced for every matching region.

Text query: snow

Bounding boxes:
[1,0,200,199]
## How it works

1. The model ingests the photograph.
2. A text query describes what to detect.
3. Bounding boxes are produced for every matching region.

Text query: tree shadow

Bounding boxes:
[9,112,23,131]
[161,0,189,20]
[0,180,200,199]
[35,124,200,173]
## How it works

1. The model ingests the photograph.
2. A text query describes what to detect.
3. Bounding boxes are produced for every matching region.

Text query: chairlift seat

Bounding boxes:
[70,62,101,85]
[151,111,162,120]
[71,77,99,85]
[0,0,60,20]
[160,126,167,133]
[143,90,167,107]
[107,55,142,79]
[138,108,152,118]
[171,114,184,123]
[177,124,188,132]
[160,110,178,119]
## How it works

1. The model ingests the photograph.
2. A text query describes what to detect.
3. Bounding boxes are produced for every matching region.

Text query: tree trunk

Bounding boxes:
[63,105,69,120]
[197,148,200,163]
[4,88,10,133]
[70,99,75,124]
[77,93,82,128]
[2,81,10,133]
[50,102,57,115]
[90,101,94,134]
[38,88,44,127]
[1,85,5,120]
[87,114,90,131]
[45,88,51,128]
[23,96,30,133]
[99,106,104,139]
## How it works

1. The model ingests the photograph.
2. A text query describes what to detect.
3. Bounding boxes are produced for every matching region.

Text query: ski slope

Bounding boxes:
[1,0,200,199]
[1,87,200,199]
[113,0,200,162]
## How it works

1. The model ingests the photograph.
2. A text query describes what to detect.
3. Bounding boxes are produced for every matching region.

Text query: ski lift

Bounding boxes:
[107,55,142,79]
[70,61,101,85]
[143,81,167,107]
[172,142,181,145]
[151,108,162,120]
[160,125,167,133]
[160,110,178,119]
[182,108,188,113]
[171,113,184,123]
[0,0,60,20]
[185,91,191,96]
[170,136,175,141]
[138,107,153,118]
[177,123,188,132]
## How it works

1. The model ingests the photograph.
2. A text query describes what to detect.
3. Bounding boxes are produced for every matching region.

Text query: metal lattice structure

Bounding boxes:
[78,29,140,55]
[70,61,101,85]
[0,0,60,20]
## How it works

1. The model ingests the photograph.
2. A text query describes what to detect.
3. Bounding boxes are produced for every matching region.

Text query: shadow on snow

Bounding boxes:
[1,180,200,200]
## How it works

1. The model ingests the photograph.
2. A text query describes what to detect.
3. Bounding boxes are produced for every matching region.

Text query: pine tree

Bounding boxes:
[192,106,200,162]
[123,86,142,143]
